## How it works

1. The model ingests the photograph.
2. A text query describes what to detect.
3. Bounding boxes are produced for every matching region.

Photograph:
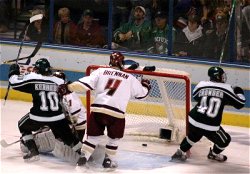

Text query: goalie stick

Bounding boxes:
[0,127,47,148]
[0,139,21,148]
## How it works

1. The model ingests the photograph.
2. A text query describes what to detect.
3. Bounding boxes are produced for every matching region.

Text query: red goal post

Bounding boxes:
[86,65,191,142]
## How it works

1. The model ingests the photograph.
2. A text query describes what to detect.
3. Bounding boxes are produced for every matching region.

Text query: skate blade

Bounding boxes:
[169,158,186,163]
[24,155,40,162]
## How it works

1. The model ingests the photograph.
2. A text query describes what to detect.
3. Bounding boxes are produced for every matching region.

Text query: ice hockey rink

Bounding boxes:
[1,99,249,174]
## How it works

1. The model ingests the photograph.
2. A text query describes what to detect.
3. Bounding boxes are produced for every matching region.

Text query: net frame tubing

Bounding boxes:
[85,65,191,134]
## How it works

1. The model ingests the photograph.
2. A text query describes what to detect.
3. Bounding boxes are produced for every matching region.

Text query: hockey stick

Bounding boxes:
[0,139,21,148]
[219,0,236,66]
[0,127,46,148]
[3,14,43,105]
[3,41,42,64]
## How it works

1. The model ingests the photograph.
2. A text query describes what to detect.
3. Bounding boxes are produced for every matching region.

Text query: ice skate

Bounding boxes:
[23,149,40,162]
[77,153,87,166]
[171,149,187,162]
[207,148,227,162]
[102,156,118,169]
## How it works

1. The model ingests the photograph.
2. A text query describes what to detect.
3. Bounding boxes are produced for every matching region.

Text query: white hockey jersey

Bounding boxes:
[62,92,86,124]
[69,67,149,118]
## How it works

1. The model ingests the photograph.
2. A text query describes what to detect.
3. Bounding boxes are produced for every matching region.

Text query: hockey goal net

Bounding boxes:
[85,65,191,143]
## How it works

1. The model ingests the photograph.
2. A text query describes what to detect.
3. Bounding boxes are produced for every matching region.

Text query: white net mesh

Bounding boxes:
[87,66,191,143]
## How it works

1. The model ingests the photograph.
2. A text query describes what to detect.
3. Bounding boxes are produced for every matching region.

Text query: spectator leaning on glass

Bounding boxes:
[74,9,105,48]
[148,11,176,54]
[203,13,229,60]
[19,9,49,42]
[54,7,77,45]
[113,6,151,52]
[174,14,205,57]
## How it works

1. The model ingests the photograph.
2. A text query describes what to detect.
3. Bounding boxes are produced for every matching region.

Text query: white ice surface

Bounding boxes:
[1,100,249,174]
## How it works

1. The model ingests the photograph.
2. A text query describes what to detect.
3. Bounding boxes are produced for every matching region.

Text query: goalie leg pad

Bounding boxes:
[34,131,56,153]
[20,131,55,153]
[52,139,80,164]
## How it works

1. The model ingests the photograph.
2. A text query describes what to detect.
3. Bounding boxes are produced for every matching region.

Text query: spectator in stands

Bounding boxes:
[240,0,250,62]
[203,13,230,60]
[54,7,77,45]
[148,11,176,54]
[174,14,205,57]
[0,0,10,33]
[74,9,105,48]
[19,9,49,42]
[128,1,152,22]
[113,6,151,52]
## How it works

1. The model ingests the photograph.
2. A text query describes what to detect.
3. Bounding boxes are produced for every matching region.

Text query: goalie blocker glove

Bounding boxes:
[141,79,151,91]
[8,64,20,78]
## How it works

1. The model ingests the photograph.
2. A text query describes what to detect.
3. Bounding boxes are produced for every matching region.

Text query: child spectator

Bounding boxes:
[54,7,77,45]
[148,11,176,54]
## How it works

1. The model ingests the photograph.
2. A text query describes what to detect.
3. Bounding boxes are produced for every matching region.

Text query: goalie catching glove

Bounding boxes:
[141,79,151,91]
[8,64,20,78]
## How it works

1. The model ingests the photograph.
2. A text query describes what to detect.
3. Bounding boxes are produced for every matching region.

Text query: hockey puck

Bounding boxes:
[142,143,147,147]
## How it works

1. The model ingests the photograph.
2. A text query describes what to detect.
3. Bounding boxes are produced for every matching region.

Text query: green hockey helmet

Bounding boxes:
[208,66,226,83]
[34,58,51,75]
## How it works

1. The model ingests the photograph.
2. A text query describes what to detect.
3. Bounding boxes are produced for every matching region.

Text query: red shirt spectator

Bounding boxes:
[74,9,106,48]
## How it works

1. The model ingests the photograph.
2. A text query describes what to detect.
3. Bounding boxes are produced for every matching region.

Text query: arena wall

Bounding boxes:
[1,41,249,127]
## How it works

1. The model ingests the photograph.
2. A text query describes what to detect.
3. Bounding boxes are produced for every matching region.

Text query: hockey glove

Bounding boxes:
[57,84,71,97]
[124,59,139,70]
[8,64,20,78]
[141,79,151,91]
[143,66,156,72]
[233,86,244,95]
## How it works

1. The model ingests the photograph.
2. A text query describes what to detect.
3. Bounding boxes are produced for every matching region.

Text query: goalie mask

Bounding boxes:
[109,52,125,70]
[34,58,51,75]
[208,66,227,83]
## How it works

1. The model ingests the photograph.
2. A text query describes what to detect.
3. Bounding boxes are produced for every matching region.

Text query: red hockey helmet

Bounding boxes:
[53,70,66,80]
[109,52,125,69]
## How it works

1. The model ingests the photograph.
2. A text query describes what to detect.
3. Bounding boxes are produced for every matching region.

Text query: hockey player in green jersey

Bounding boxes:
[113,6,151,52]
[171,66,246,162]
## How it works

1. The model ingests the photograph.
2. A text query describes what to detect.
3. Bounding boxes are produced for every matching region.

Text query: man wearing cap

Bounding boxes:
[113,6,151,52]
[74,9,105,48]
[174,14,205,57]
[203,13,230,60]
[148,11,176,54]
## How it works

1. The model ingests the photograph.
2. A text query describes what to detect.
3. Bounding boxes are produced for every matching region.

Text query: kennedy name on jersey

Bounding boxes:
[103,70,129,79]
[35,84,57,91]
[198,88,224,98]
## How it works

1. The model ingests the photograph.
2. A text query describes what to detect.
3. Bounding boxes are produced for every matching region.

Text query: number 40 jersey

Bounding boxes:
[189,81,246,131]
